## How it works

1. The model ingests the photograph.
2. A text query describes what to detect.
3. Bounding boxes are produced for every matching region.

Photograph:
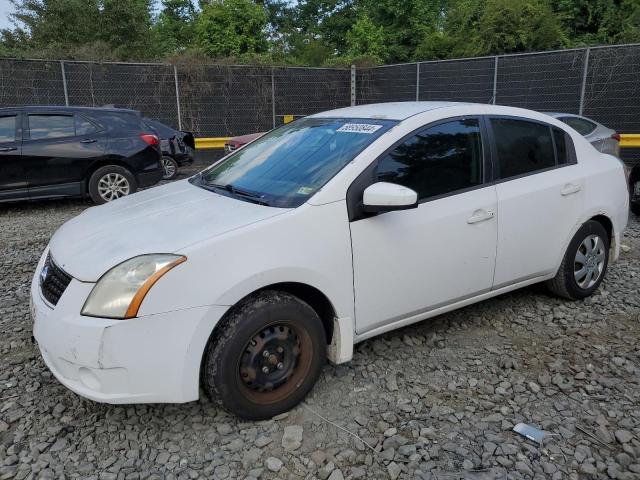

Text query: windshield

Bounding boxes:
[191,117,396,207]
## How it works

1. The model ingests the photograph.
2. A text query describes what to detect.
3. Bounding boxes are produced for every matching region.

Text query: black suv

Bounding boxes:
[0,106,163,204]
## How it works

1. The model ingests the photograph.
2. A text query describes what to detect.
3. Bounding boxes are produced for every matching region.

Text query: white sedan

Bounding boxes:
[32,102,629,419]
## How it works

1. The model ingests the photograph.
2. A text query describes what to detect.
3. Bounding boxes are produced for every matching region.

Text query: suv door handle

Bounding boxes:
[0,146,17,152]
[561,183,581,196]
[467,209,495,224]
[80,139,97,144]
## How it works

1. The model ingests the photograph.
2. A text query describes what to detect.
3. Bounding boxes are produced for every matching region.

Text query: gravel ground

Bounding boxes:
[1,158,639,479]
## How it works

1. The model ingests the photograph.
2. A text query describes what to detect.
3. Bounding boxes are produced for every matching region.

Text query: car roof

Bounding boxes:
[0,105,140,114]
[310,101,475,120]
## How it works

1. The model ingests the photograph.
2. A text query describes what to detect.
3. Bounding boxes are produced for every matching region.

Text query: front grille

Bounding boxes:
[40,253,72,306]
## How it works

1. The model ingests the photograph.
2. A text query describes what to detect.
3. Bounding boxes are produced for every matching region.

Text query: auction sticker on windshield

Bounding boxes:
[337,123,383,134]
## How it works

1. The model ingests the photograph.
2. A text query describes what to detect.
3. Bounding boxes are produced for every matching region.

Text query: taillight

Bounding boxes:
[140,133,159,146]
[611,133,621,142]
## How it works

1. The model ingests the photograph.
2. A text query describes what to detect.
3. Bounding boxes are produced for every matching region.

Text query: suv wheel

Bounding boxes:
[89,165,137,204]
[631,177,640,216]
[162,156,178,180]
[546,220,609,300]
[201,291,325,420]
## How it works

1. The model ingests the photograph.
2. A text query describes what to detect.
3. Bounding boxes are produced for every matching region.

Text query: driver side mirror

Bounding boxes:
[362,182,418,213]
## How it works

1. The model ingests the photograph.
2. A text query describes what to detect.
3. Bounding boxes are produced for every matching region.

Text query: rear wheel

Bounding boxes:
[631,177,640,216]
[88,165,137,204]
[201,291,325,420]
[546,220,609,300]
[161,156,178,180]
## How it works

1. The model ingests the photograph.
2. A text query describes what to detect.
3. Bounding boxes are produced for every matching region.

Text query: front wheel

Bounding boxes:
[161,156,178,180]
[546,220,609,300]
[201,291,326,420]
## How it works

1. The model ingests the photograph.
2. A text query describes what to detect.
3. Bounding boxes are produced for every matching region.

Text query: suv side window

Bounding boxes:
[75,114,99,136]
[375,118,484,201]
[559,116,597,136]
[0,116,16,143]
[29,114,75,140]
[491,118,556,179]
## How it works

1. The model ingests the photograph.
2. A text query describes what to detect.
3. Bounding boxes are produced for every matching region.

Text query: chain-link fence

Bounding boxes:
[1,43,639,145]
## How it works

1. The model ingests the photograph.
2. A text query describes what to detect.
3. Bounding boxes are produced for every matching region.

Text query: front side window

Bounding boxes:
[29,114,75,140]
[193,117,396,208]
[375,119,484,201]
[0,116,16,143]
[559,116,597,136]
[491,118,555,179]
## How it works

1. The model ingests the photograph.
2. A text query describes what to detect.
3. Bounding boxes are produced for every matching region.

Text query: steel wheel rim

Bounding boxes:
[574,234,606,289]
[97,173,130,201]
[237,321,313,405]
[162,157,176,179]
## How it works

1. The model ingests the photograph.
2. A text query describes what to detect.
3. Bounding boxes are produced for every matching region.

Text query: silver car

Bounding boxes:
[545,112,620,157]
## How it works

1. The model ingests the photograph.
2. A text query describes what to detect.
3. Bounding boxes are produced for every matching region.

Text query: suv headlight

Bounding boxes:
[82,254,186,319]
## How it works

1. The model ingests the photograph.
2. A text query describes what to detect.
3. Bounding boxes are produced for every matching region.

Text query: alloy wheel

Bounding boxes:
[574,234,606,289]
[162,157,177,179]
[97,173,130,202]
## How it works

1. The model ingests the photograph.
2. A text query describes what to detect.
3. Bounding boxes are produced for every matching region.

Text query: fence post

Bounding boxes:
[492,56,498,105]
[173,65,182,131]
[350,65,356,106]
[579,47,590,115]
[271,67,276,129]
[416,63,420,101]
[60,60,69,106]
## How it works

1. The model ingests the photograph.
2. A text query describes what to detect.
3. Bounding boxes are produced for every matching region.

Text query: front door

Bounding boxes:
[0,113,26,201]
[349,118,498,334]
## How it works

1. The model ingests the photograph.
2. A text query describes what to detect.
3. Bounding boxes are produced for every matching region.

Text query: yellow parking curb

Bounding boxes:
[620,134,640,148]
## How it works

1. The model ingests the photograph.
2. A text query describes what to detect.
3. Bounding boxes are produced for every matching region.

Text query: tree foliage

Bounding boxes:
[1,0,638,64]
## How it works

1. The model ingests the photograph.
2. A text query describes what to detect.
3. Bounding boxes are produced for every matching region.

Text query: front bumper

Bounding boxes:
[31,251,228,404]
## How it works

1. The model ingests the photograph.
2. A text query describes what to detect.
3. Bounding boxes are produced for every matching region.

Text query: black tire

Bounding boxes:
[201,290,326,420]
[631,178,640,216]
[546,220,610,300]
[161,156,179,180]
[88,165,137,205]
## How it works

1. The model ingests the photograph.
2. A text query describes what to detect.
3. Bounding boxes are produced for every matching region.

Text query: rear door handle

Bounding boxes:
[80,139,97,144]
[467,209,495,224]
[0,146,17,152]
[561,183,581,196]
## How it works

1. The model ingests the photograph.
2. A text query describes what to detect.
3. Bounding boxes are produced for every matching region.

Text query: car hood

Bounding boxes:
[49,180,289,282]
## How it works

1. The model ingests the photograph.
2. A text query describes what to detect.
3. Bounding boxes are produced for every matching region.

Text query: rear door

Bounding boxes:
[0,112,27,201]
[22,111,107,199]
[490,117,584,287]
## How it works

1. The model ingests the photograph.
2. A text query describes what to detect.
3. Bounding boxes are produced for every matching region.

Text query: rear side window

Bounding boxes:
[491,118,555,179]
[559,116,597,136]
[75,115,99,135]
[375,118,484,201]
[29,114,75,140]
[0,116,16,143]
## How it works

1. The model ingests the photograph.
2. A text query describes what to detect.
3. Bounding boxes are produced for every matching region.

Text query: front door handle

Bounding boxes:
[467,209,495,224]
[561,183,581,196]
[80,139,97,144]
[0,146,17,152]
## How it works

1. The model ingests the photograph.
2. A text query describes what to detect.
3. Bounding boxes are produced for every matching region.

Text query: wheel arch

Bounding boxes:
[84,160,136,193]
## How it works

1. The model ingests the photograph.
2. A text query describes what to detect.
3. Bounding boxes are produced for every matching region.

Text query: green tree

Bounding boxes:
[100,0,157,60]
[195,0,269,58]
[154,0,197,55]
[473,0,566,55]
[345,13,388,61]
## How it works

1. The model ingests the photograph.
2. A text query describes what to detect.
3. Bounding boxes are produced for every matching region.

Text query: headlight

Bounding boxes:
[82,254,186,319]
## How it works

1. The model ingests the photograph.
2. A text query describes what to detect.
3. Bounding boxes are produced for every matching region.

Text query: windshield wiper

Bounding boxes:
[203,181,270,206]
